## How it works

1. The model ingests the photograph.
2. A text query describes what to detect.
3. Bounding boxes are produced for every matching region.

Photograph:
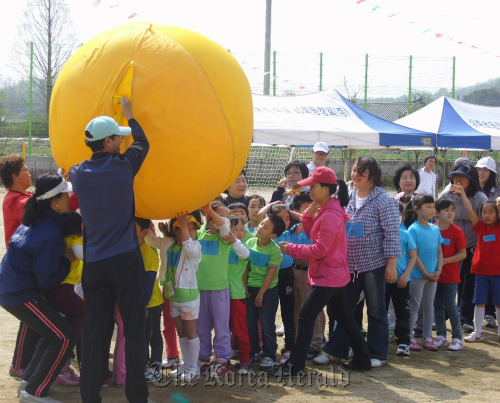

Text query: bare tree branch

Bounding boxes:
[9,0,78,132]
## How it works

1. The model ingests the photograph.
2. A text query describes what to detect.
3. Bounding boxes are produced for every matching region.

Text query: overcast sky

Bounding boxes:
[1,0,500,96]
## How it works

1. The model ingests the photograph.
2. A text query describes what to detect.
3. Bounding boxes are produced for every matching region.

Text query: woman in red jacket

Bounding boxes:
[0,154,38,378]
[274,166,370,376]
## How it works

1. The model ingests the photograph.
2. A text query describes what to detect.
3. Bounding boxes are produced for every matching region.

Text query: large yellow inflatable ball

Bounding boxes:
[50,21,253,219]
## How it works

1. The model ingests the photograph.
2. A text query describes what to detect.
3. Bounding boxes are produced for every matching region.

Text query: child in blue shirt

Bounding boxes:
[407,194,444,352]
[385,202,417,357]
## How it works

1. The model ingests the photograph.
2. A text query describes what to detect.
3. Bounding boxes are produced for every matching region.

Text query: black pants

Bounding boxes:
[289,285,370,371]
[385,283,411,345]
[146,304,164,365]
[278,267,295,351]
[459,246,475,326]
[80,249,148,403]
[11,322,40,371]
[5,298,76,397]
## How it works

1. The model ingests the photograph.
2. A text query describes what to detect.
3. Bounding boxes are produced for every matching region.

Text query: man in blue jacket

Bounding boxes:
[71,97,150,403]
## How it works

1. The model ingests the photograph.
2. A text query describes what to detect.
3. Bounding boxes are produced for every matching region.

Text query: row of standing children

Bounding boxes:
[389,190,500,357]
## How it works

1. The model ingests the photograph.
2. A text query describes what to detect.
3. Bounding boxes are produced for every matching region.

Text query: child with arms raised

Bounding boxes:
[196,201,246,376]
[145,211,203,381]
[228,216,252,373]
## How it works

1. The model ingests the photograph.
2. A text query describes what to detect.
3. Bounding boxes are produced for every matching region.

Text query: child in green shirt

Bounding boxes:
[244,215,285,371]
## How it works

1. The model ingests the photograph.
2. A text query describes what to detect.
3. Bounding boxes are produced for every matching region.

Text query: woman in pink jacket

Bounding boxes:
[274,166,370,376]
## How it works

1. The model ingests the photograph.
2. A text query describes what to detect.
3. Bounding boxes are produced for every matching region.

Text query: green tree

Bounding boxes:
[463,88,500,106]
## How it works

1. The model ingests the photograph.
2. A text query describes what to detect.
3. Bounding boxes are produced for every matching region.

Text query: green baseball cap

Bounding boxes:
[85,116,132,142]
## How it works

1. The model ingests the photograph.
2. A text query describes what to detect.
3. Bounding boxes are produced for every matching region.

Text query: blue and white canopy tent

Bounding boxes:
[252,89,436,149]
[395,96,500,150]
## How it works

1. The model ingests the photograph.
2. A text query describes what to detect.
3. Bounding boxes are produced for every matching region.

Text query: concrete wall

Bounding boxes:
[26,156,61,180]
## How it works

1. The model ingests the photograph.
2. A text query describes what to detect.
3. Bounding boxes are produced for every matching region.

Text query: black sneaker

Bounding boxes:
[306,347,320,360]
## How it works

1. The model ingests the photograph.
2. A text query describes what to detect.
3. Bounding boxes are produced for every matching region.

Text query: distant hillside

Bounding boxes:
[367,77,500,104]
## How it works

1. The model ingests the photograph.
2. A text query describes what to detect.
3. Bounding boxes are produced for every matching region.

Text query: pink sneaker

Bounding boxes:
[434,335,447,348]
[56,366,80,386]
[423,337,438,351]
[65,366,81,383]
[410,338,422,351]
[211,360,229,377]
[9,365,25,378]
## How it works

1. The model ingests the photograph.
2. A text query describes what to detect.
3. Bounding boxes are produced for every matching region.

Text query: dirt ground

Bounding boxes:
[1,187,500,402]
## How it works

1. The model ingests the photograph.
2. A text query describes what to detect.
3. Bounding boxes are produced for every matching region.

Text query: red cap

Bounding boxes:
[298,166,338,186]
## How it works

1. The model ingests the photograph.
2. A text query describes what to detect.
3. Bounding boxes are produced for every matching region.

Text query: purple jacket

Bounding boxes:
[286,197,350,288]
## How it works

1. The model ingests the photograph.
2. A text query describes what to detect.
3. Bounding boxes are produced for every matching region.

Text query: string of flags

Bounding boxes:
[92,0,138,20]
[355,0,498,56]
[87,0,499,92]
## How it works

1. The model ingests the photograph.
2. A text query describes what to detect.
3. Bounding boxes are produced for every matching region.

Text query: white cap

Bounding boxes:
[313,142,329,154]
[475,156,497,174]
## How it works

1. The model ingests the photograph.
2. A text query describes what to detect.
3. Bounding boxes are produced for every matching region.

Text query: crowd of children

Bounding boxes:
[3,157,500,396]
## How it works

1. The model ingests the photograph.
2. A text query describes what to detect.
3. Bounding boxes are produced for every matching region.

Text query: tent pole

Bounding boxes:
[408,55,413,113]
[452,56,456,99]
[319,52,323,92]
[273,51,277,96]
[263,0,272,95]
[344,148,348,182]
[364,54,369,110]
[442,149,447,190]
[29,41,33,156]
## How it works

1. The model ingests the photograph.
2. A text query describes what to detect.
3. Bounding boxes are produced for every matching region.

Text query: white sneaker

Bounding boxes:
[19,390,61,403]
[370,358,386,368]
[17,380,28,397]
[179,369,200,382]
[162,356,180,368]
[434,335,447,348]
[313,351,342,364]
[276,325,285,336]
[259,357,275,371]
[144,367,162,382]
[448,338,463,351]
[280,351,291,364]
[168,364,186,377]
[464,331,484,343]
[484,315,497,328]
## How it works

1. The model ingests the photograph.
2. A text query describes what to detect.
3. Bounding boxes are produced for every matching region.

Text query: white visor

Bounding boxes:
[36,179,73,201]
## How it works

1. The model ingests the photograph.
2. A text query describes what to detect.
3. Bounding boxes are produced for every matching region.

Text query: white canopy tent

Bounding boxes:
[396,96,500,150]
[252,90,435,149]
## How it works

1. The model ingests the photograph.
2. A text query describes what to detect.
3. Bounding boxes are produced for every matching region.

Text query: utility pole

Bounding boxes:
[264,0,272,95]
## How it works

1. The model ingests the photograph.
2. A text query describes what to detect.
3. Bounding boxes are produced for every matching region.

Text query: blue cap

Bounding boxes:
[85,116,132,142]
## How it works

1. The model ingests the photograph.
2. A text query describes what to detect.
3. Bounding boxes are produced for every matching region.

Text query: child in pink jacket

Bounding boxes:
[273,166,371,376]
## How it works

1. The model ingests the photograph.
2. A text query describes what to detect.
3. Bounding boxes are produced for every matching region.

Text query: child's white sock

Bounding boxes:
[179,337,188,367]
[496,307,500,337]
[474,306,485,334]
[187,337,200,372]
